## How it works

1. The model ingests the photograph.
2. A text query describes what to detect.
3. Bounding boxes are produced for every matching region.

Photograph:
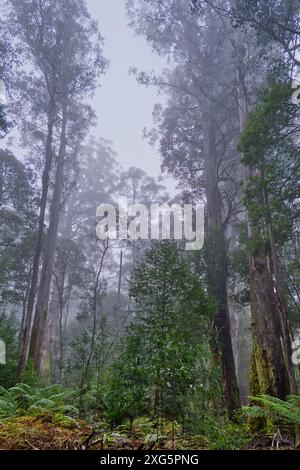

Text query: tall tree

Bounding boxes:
[6,0,107,379]
[239,82,300,397]
[47,138,121,381]
[190,0,297,400]
[127,0,241,417]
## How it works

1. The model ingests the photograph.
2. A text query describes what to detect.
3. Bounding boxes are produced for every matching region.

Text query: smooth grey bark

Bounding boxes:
[29,105,67,375]
[118,250,123,302]
[16,99,56,382]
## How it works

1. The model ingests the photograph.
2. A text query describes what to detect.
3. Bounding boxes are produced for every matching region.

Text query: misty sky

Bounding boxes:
[86,0,176,194]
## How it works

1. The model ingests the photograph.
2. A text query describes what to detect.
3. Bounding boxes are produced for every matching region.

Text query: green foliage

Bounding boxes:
[0,314,37,388]
[0,414,88,450]
[243,395,300,429]
[283,237,300,327]
[106,324,151,426]
[87,415,249,450]
[200,415,250,450]
[231,0,300,59]
[64,320,111,417]
[0,384,78,420]
[0,150,37,312]
[0,313,19,388]
[239,82,300,254]
[116,417,182,447]
[22,359,38,386]
[106,242,220,430]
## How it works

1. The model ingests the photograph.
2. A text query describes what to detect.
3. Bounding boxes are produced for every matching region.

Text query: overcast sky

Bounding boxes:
[86,0,177,194]
[3,0,177,194]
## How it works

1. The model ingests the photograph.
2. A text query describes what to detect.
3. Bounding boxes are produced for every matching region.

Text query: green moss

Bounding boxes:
[0,415,91,450]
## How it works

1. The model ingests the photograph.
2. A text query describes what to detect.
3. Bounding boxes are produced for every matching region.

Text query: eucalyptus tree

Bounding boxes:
[127,0,242,417]
[191,0,300,399]
[227,0,300,400]
[239,82,300,397]
[6,0,107,379]
[28,103,97,374]
[230,0,300,68]
[118,166,169,264]
[190,0,300,68]
[47,138,121,382]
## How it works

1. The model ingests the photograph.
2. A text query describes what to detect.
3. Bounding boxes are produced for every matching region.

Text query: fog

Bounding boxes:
[0,0,299,450]
[86,0,177,194]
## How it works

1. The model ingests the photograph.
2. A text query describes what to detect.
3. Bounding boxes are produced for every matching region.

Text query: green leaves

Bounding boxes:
[0,384,78,420]
[231,0,300,65]
[243,394,300,427]
[107,241,219,428]
[239,82,298,165]
[239,82,300,252]
[0,313,19,388]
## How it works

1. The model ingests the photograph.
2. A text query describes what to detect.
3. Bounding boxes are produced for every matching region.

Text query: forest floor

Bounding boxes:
[0,413,296,450]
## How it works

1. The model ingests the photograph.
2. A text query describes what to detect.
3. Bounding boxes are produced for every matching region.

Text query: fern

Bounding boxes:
[0,384,78,420]
[243,395,300,427]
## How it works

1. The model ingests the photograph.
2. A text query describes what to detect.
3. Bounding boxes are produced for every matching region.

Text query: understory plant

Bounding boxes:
[0,383,78,420]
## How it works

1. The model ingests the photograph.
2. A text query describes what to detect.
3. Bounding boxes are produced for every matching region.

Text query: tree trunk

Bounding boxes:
[29,105,67,375]
[250,254,290,397]
[267,222,298,394]
[203,115,241,418]
[118,250,123,302]
[232,28,290,399]
[47,277,60,383]
[78,242,108,415]
[16,99,56,382]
